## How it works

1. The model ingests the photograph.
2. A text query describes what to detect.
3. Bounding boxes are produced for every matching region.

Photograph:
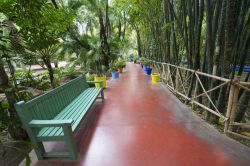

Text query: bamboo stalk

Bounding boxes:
[224,81,235,132]
[226,131,250,141]
[194,81,230,99]
[230,122,250,128]
[235,82,250,92]
[230,122,250,126]
[156,62,230,82]
[177,68,187,96]
[166,65,170,85]
[163,82,190,100]
[195,72,220,114]
[165,81,225,119]
[192,101,226,119]
[168,65,175,88]
[228,77,240,131]
[192,76,199,110]
[175,68,179,91]
[162,64,167,80]
[239,82,250,87]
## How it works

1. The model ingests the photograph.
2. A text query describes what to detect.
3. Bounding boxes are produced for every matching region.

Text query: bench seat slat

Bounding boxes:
[55,88,95,120]
[37,89,94,137]
[36,88,101,139]
[37,88,98,137]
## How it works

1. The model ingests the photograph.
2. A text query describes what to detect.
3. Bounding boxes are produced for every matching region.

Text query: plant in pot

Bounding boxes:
[151,73,161,83]
[109,61,119,79]
[139,60,145,69]
[86,73,96,87]
[139,57,146,69]
[133,55,138,63]
[142,61,147,70]
[117,59,126,73]
[94,65,107,88]
[145,60,152,75]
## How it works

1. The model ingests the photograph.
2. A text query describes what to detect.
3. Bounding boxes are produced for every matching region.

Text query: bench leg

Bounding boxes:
[101,89,105,101]
[34,141,46,160]
[27,129,45,160]
[63,126,78,159]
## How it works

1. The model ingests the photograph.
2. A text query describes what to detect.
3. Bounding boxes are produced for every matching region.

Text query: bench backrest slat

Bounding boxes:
[15,75,89,127]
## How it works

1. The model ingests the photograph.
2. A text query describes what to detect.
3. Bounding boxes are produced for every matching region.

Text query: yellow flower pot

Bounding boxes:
[94,76,107,88]
[151,73,160,83]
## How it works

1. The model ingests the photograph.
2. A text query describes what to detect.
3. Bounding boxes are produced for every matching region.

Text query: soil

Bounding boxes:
[0,133,31,166]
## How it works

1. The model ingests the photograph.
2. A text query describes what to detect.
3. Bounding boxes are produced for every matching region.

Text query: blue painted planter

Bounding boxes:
[146,67,152,75]
[112,71,119,79]
[143,65,147,71]
[141,64,143,68]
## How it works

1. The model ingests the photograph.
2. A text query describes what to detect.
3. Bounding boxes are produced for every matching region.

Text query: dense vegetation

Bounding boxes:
[0,0,134,140]
[117,0,250,125]
[0,0,249,164]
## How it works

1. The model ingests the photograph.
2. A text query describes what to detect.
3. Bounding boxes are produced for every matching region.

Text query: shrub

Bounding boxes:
[86,73,95,81]
[18,90,33,102]
[62,66,78,79]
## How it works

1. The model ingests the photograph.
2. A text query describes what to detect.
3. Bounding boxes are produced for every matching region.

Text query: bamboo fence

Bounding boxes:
[152,61,250,140]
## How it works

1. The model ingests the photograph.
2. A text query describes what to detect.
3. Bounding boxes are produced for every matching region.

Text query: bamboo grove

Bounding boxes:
[117,0,250,125]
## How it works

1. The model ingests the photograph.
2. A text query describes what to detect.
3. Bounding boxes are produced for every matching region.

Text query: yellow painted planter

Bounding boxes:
[94,76,107,88]
[151,73,160,83]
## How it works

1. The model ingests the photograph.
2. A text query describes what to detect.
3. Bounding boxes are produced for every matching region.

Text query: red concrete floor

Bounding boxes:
[21,63,250,166]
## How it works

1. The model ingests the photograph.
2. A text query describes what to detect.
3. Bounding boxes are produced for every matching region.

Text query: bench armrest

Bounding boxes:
[29,119,73,128]
[87,81,103,88]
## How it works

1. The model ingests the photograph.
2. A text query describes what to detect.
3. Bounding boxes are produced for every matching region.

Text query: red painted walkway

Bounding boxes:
[23,63,250,166]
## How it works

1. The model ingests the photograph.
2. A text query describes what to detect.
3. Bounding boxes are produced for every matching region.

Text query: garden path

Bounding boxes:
[21,63,250,166]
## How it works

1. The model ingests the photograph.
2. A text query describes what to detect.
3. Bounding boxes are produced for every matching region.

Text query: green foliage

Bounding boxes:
[18,90,33,102]
[109,60,119,72]
[62,66,79,79]
[36,81,51,91]
[133,54,138,61]
[12,69,48,91]
[1,100,10,110]
[0,0,75,50]
[0,100,10,131]
[51,68,63,84]
[86,73,95,81]
[12,69,33,86]
[116,58,126,68]
[141,59,151,67]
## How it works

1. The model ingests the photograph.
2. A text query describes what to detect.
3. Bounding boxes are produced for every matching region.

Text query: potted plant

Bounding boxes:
[140,62,144,68]
[133,55,138,63]
[151,73,161,83]
[109,61,119,79]
[94,65,107,88]
[116,59,126,73]
[145,60,152,75]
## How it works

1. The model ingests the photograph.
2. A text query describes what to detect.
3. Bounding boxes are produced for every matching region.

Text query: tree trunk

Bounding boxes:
[42,57,55,88]
[136,27,142,57]
[211,0,227,124]
[54,61,58,68]
[98,8,110,68]
[223,0,240,79]
[0,58,28,140]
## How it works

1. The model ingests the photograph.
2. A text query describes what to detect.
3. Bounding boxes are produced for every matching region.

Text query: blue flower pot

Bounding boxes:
[146,67,152,75]
[112,71,119,79]
[141,64,143,68]
[143,65,147,71]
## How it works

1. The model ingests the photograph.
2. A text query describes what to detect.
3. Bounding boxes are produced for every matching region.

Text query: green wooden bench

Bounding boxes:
[15,75,104,160]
